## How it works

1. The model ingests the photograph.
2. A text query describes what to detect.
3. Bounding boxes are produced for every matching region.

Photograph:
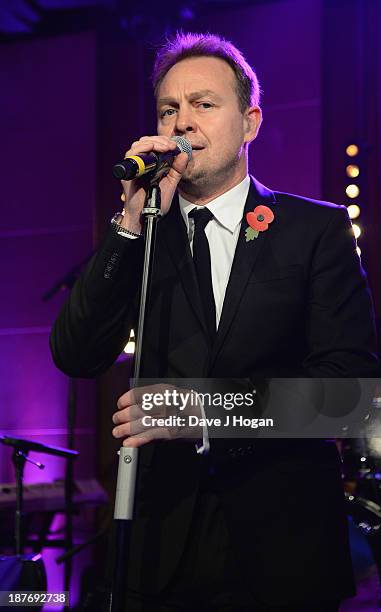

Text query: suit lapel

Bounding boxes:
[160,194,209,336]
[210,176,277,367]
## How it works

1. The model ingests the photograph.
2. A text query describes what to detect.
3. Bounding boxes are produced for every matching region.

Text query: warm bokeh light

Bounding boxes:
[356,246,361,257]
[346,164,360,178]
[346,184,360,198]
[124,329,135,354]
[347,204,361,219]
[352,224,361,239]
[346,144,359,157]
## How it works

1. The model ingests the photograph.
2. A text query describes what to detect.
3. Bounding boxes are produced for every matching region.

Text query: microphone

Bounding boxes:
[112,136,192,181]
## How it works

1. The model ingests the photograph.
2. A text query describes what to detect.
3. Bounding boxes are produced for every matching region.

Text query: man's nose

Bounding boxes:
[174,107,196,134]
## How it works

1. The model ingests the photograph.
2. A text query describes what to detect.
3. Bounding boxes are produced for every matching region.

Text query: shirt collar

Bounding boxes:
[178,175,251,233]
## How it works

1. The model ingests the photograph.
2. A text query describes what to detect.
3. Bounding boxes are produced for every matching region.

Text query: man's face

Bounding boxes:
[156,56,261,196]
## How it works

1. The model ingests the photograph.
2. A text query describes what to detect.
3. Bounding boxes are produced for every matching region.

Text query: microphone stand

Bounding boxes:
[110,180,162,612]
[0,435,78,568]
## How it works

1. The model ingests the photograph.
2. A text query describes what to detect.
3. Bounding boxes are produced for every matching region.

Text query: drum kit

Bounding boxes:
[341,394,381,580]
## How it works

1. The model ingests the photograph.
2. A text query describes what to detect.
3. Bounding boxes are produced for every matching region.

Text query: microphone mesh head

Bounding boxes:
[171,136,192,160]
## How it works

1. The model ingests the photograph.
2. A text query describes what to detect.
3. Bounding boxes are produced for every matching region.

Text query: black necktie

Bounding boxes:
[188,207,216,340]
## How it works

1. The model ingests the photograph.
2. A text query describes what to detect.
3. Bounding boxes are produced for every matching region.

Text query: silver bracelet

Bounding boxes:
[110,212,142,238]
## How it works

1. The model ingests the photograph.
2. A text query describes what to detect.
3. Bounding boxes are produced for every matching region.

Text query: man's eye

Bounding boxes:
[161,108,176,118]
[198,102,213,109]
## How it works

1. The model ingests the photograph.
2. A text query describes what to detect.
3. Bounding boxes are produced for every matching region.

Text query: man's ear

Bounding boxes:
[243,106,262,144]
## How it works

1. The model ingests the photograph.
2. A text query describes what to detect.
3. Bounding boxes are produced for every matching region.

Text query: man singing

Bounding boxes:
[50,32,379,611]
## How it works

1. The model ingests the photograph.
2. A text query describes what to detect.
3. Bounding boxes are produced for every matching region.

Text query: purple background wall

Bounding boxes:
[0,30,96,479]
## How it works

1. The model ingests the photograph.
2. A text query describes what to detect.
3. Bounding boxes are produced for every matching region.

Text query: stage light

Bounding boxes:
[347,204,361,219]
[346,164,360,178]
[356,246,361,257]
[124,329,135,354]
[346,184,360,198]
[344,146,364,247]
[346,144,359,157]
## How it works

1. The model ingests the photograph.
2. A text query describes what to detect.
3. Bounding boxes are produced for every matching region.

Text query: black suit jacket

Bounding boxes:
[50,177,379,605]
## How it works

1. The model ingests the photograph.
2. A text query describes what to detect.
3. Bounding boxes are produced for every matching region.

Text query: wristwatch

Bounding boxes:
[110,212,142,238]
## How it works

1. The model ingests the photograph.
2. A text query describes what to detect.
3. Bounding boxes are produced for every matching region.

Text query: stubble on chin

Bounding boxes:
[178,162,209,197]
[179,154,242,199]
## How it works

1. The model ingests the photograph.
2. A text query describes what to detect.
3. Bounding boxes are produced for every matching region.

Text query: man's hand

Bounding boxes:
[120,136,190,234]
[112,384,203,447]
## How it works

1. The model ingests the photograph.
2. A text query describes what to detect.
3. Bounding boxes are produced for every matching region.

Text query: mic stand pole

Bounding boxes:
[64,377,76,592]
[12,448,45,556]
[110,180,161,612]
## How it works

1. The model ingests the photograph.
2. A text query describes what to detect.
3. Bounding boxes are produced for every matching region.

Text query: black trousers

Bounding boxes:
[124,468,340,612]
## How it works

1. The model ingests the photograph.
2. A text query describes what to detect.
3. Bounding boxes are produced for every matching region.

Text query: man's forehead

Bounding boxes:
[157,56,236,99]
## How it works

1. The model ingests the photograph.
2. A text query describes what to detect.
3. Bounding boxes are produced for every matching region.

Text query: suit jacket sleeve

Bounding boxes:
[302,205,379,376]
[50,229,144,377]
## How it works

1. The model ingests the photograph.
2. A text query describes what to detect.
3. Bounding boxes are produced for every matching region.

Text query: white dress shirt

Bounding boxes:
[179,175,251,328]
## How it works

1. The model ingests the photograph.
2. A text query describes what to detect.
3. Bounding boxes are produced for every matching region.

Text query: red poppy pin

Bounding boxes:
[245,205,275,241]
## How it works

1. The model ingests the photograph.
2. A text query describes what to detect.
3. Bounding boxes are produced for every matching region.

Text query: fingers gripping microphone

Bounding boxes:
[112,136,192,180]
